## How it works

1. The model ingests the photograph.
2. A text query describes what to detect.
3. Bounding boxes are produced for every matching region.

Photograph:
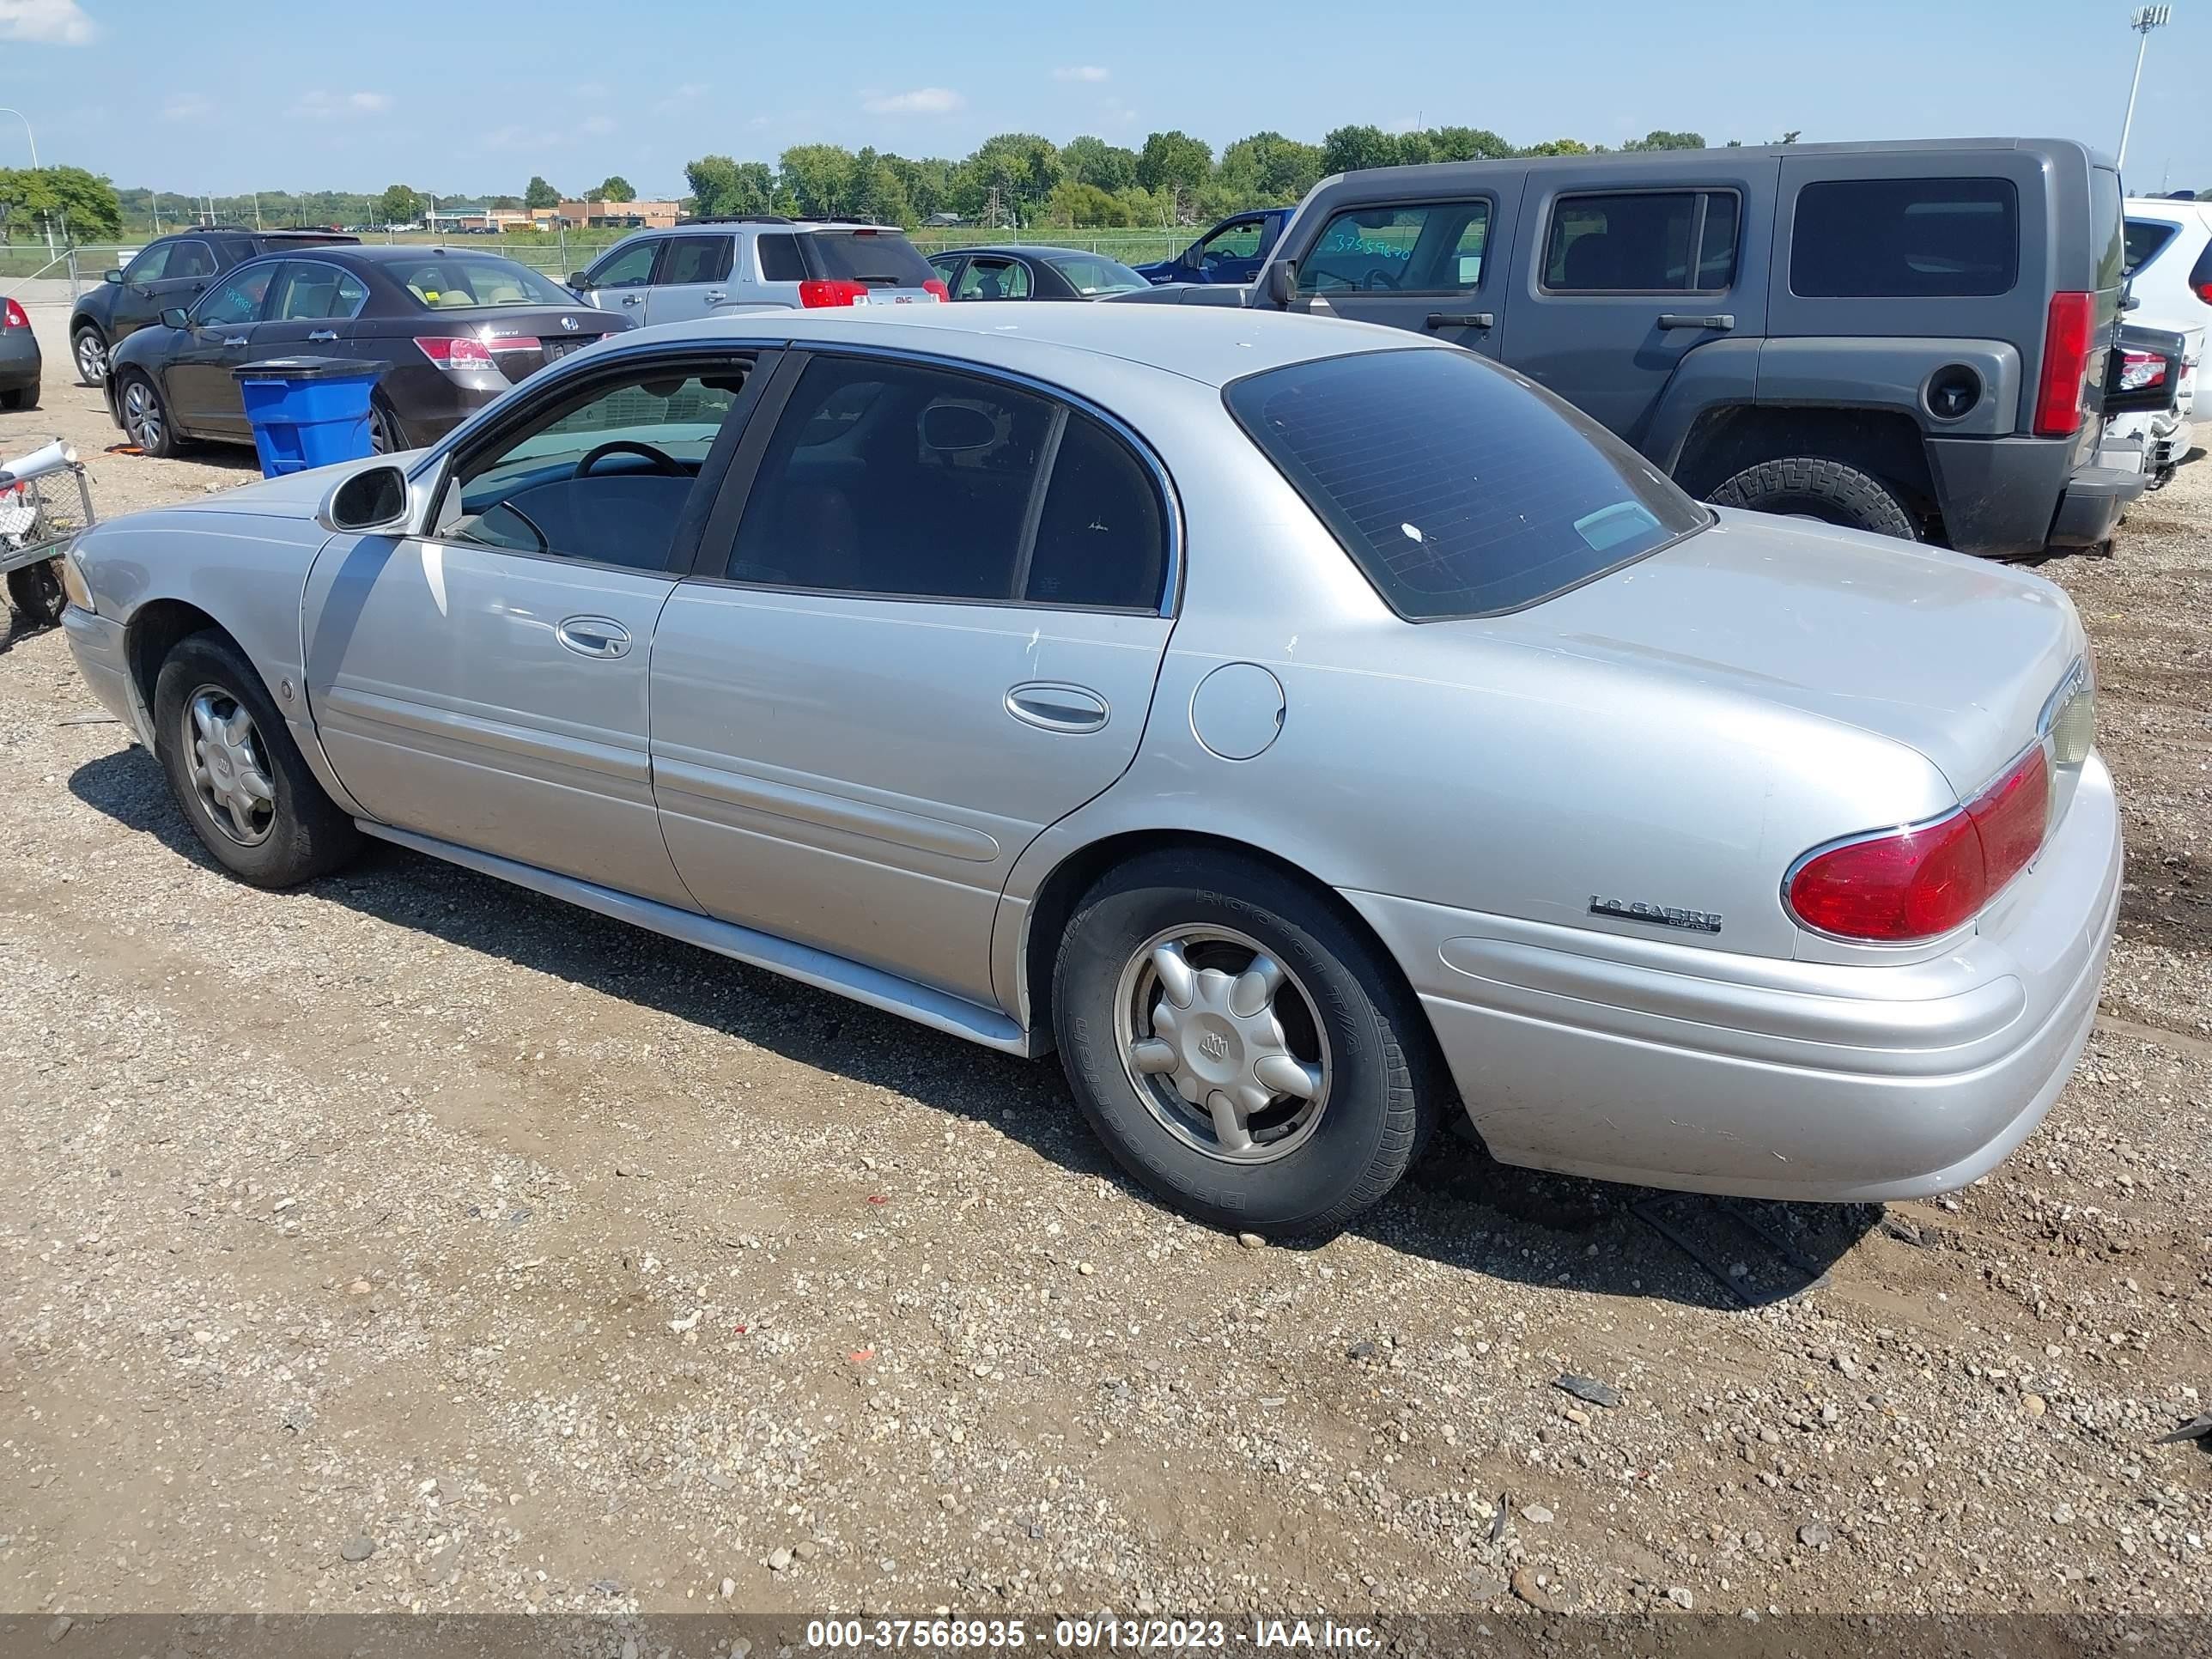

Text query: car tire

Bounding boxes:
[1707,457,1917,541]
[6,560,66,631]
[368,401,399,455]
[72,325,107,387]
[0,385,27,412]
[1052,848,1439,1237]
[152,630,361,888]
[115,369,179,459]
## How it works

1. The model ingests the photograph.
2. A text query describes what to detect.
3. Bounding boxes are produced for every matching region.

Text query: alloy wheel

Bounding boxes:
[122,379,164,452]
[1114,923,1332,1164]
[75,331,106,385]
[181,685,276,846]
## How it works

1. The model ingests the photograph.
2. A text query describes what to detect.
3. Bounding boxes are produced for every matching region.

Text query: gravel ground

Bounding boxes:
[1,301,2207,1632]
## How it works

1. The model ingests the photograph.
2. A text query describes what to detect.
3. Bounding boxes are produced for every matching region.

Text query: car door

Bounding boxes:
[577,236,663,322]
[112,236,219,345]
[644,234,736,325]
[164,260,281,439]
[251,258,371,356]
[301,348,774,908]
[650,349,1177,1007]
[955,256,1032,301]
[929,253,969,297]
[1287,187,1522,360]
[1501,159,1772,446]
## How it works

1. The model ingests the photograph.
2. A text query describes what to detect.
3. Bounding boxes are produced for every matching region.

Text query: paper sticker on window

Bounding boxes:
[1573,500,1662,554]
[1457,256,1482,284]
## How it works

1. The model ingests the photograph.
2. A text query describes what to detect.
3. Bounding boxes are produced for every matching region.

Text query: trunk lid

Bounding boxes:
[1486,510,2084,799]
[364,306,628,383]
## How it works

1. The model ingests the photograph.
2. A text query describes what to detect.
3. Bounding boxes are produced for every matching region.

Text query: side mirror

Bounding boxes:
[103,268,123,284]
[566,273,592,290]
[319,465,410,534]
[1261,261,1297,309]
[159,307,190,329]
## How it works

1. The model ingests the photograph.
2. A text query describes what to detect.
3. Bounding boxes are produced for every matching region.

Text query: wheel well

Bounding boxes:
[1020,828,1443,1078]
[1673,405,1942,535]
[69,314,102,341]
[125,599,226,717]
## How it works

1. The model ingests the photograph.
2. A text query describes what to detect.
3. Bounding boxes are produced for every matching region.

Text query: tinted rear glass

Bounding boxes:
[391,257,572,309]
[1041,252,1150,295]
[1225,349,1707,620]
[757,234,805,282]
[2124,218,2179,275]
[2091,168,2125,291]
[1791,178,2019,298]
[806,229,937,287]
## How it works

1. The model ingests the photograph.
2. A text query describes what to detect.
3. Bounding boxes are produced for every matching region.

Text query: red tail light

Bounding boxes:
[2193,280,2212,306]
[2118,349,2169,392]
[924,277,951,302]
[414,335,495,369]
[798,279,870,308]
[1,298,27,330]
[2033,291,2095,437]
[1786,744,2051,943]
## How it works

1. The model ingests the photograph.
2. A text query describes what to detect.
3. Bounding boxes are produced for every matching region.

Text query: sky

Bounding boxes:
[2,0,2209,199]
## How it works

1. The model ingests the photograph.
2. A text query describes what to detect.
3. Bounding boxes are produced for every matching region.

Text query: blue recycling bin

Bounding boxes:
[232,357,380,478]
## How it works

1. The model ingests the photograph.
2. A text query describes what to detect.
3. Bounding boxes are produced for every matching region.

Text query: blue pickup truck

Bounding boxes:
[1132,207,1295,285]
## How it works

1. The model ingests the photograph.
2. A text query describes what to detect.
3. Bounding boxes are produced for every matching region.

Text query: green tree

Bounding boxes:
[1135,130,1212,199]
[1519,137,1594,157]
[376,184,423,226]
[595,175,636,203]
[1424,125,1513,162]
[1217,131,1324,203]
[524,174,561,210]
[1620,129,1706,151]
[0,166,123,242]
[1045,179,1134,228]
[684,155,773,218]
[779,144,860,219]
[1060,135,1139,193]
[1320,125,1399,175]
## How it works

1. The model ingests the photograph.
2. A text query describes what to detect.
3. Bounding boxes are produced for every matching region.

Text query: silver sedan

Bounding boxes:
[57,303,2122,1234]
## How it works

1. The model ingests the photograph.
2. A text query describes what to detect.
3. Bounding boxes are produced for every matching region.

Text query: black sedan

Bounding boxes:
[926,246,1152,302]
[104,246,632,459]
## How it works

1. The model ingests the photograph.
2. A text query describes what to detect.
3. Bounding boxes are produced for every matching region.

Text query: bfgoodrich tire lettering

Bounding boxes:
[1708,456,1917,541]
[152,631,361,888]
[1053,848,1438,1236]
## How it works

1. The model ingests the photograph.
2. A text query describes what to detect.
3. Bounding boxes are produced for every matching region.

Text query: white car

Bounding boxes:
[2118,196,2211,481]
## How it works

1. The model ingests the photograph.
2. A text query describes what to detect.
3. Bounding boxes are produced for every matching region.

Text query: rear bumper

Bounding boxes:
[2048,462,2143,548]
[1345,757,2123,1201]
[1925,435,2146,555]
[0,335,38,390]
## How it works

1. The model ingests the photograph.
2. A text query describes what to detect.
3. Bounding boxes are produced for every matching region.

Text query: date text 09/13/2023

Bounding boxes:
[804,1617,1381,1649]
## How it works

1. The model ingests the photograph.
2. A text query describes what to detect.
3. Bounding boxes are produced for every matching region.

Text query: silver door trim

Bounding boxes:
[357,819,1035,1054]
[653,756,1003,863]
[319,684,650,785]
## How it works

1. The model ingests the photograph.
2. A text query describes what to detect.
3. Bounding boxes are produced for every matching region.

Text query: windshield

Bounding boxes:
[1224,347,1708,619]
[389,256,572,311]
[1042,252,1150,295]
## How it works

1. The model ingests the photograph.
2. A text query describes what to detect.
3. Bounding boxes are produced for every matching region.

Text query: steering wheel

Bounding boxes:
[1362,267,1403,291]
[575,440,684,479]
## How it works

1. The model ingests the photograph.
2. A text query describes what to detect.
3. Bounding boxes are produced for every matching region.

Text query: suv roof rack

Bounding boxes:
[677,213,793,227]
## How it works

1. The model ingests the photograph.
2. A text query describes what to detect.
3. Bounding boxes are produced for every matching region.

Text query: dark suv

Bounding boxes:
[1141,139,2148,557]
[67,228,358,387]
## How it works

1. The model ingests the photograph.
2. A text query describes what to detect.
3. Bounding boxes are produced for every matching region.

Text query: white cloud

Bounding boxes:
[161,94,213,123]
[0,0,97,45]
[580,113,617,137]
[483,124,565,153]
[1053,65,1109,82]
[287,88,392,120]
[861,87,963,116]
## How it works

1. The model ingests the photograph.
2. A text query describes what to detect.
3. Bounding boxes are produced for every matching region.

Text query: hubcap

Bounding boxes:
[76,332,106,383]
[124,380,163,450]
[1115,924,1330,1164]
[182,686,276,846]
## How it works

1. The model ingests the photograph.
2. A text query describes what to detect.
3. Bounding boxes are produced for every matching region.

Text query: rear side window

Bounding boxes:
[1024,412,1167,609]
[1297,202,1490,295]
[1225,348,1706,620]
[167,240,217,280]
[757,234,805,283]
[805,228,938,288]
[1791,178,2019,298]
[2124,218,2179,275]
[663,235,734,286]
[2091,168,2124,292]
[1542,191,1736,292]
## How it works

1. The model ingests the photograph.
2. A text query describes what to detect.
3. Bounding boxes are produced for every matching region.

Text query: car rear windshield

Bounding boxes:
[805,228,938,287]
[1224,348,1707,620]
[1042,252,1150,295]
[391,256,572,310]
[1790,177,2020,298]
[2124,218,2179,275]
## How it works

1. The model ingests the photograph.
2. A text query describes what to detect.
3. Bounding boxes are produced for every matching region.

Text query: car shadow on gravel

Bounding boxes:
[70,743,1877,1313]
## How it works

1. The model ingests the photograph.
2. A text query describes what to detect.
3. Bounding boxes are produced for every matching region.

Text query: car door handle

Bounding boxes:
[556,616,632,659]
[703,289,727,301]
[1425,311,1494,330]
[1006,682,1109,733]
[308,329,338,342]
[222,336,248,347]
[1657,313,1735,331]
[621,294,645,306]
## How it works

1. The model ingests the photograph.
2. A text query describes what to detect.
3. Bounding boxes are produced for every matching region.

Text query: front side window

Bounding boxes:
[1542,191,1734,292]
[192,263,277,327]
[121,244,171,284]
[1226,347,1706,619]
[436,361,754,570]
[663,235,734,286]
[167,240,217,281]
[1297,202,1490,295]
[268,262,368,322]
[726,356,1166,610]
[1790,177,2019,298]
[392,257,571,310]
[586,239,660,289]
[1195,218,1264,266]
[957,258,1030,301]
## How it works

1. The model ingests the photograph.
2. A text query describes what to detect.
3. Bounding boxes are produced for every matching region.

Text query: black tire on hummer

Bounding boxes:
[1707,457,1918,542]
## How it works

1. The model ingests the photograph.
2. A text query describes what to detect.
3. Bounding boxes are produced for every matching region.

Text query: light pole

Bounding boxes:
[2118,5,2172,173]
[0,106,54,256]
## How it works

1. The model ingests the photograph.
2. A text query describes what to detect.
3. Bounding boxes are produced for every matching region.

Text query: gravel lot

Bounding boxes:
[1,300,2207,1633]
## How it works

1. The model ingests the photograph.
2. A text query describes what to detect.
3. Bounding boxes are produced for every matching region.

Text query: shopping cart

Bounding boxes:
[0,439,94,636]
